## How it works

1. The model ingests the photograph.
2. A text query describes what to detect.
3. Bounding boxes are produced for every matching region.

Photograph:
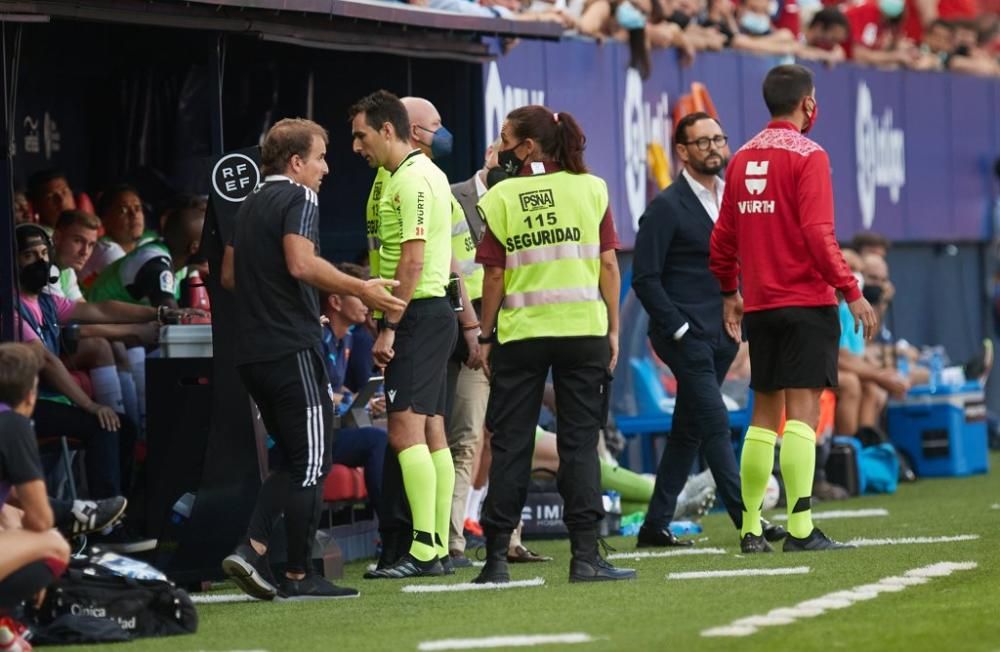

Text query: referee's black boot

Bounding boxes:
[472,532,511,584]
[568,530,636,583]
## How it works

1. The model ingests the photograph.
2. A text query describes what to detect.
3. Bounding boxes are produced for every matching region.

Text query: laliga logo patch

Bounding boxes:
[159,270,175,294]
[744,161,769,195]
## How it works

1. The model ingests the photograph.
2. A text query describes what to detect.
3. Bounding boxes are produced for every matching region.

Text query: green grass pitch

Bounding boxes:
[51,452,1000,651]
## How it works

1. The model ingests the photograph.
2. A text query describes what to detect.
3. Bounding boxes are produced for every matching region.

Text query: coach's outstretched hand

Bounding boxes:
[848,296,879,341]
[359,278,406,313]
[723,292,744,343]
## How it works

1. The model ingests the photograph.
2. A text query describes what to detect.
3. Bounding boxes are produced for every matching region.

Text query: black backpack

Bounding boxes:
[28,557,197,639]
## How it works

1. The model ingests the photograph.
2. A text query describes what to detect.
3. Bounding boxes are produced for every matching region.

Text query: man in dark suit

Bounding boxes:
[631,112,785,548]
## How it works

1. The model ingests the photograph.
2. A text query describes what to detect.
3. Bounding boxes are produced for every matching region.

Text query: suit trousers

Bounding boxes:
[645,331,742,530]
[482,336,609,536]
[445,361,489,551]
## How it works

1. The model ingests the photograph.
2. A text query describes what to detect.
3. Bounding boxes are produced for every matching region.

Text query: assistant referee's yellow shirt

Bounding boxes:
[377,151,452,300]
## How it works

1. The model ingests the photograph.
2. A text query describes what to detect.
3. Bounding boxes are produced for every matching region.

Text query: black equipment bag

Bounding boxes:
[28,557,197,639]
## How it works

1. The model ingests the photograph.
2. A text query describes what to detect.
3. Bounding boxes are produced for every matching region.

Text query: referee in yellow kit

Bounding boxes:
[473,106,635,584]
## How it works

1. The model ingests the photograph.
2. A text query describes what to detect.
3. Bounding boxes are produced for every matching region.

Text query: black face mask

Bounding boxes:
[497,143,525,177]
[862,284,885,305]
[19,259,54,293]
[486,167,510,189]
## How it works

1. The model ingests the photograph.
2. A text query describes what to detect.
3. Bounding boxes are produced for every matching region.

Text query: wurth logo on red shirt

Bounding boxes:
[739,161,775,214]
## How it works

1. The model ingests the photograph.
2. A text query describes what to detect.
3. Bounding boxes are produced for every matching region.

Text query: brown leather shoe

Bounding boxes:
[507,545,552,563]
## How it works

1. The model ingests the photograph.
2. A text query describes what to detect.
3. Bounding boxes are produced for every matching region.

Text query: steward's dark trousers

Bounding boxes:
[645,331,742,530]
[482,336,610,536]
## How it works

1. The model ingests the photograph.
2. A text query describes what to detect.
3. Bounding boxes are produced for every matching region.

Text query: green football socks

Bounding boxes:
[781,420,817,539]
[430,448,456,559]
[740,426,778,537]
[600,458,654,503]
[398,444,438,562]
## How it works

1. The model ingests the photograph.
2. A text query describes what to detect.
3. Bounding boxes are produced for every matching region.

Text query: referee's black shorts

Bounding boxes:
[384,297,457,416]
[744,305,840,392]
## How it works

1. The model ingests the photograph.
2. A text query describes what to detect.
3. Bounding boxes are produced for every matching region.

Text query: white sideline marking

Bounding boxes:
[991,504,999,510]
[772,508,888,521]
[190,593,258,604]
[402,577,544,593]
[847,535,979,547]
[608,547,726,560]
[667,566,810,580]
[417,633,594,650]
[701,561,977,638]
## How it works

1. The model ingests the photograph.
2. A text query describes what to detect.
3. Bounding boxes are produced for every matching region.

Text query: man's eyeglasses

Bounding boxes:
[681,135,728,151]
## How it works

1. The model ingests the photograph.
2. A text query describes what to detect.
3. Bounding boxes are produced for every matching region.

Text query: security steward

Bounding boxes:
[473,105,635,584]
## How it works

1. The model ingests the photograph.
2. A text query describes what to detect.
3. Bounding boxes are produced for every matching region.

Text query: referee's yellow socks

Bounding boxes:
[780,420,817,539]
[740,426,777,537]
[430,448,455,559]
[398,444,438,562]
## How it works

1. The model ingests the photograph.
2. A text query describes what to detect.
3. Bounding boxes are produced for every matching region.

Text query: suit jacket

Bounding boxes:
[450,175,486,243]
[632,173,725,343]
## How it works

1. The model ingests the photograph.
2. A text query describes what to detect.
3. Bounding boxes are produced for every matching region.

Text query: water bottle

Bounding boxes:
[895,342,910,379]
[619,511,645,536]
[171,492,196,525]
[182,269,212,323]
[669,520,703,537]
[929,349,944,393]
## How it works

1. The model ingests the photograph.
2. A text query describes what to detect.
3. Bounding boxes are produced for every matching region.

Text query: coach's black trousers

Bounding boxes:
[645,331,742,530]
[238,348,333,575]
[482,336,610,536]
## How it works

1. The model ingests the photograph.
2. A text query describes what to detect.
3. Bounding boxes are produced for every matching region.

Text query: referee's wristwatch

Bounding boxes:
[477,331,495,344]
[382,319,400,331]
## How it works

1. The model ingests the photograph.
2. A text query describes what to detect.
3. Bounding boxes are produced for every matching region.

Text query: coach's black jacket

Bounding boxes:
[631,173,726,342]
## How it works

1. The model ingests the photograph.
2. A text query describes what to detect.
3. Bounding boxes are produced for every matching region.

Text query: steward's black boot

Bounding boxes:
[568,530,636,583]
[472,532,511,584]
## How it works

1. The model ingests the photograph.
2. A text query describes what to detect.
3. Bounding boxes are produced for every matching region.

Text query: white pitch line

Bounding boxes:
[847,535,979,547]
[417,633,594,650]
[608,547,726,560]
[402,577,544,593]
[667,566,810,580]
[701,561,977,638]
[772,508,888,522]
[190,593,259,604]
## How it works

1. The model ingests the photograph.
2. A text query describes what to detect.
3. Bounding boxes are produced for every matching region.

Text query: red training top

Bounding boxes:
[709,121,861,313]
[843,0,898,59]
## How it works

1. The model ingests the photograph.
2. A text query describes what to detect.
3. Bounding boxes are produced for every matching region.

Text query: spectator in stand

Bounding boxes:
[798,7,850,64]
[703,0,802,57]
[843,0,919,67]
[320,263,388,523]
[14,192,33,225]
[80,184,157,285]
[835,250,908,444]
[576,0,694,76]
[0,343,71,618]
[949,19,1000,76]
[670,0,730,52]
[851,230,890,259]
[26,169,76,232]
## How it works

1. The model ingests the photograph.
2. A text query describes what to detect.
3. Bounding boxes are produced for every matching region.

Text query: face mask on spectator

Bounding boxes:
[739,11,772,35]
[498,143,525,176]
[863,283,885,305]
[19,259,55,293]
[877,0,904,19]
[616,1,647,30]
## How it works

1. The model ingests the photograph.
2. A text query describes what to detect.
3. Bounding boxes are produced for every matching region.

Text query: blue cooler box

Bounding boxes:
[887,382,989,477]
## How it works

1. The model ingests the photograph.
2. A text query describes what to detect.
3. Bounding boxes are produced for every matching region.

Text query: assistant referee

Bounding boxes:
[220,118,403,600]
[473,105,635,584]
[710,65,878,553]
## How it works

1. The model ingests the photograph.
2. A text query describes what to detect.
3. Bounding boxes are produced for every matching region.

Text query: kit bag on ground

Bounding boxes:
[27,554,197,639]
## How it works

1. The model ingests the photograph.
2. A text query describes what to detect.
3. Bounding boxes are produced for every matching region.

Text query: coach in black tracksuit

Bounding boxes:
[220,118,403,600]
[631,112,785,547]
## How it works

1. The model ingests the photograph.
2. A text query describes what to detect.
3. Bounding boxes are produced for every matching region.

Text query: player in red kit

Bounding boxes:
[709,64,878,553]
